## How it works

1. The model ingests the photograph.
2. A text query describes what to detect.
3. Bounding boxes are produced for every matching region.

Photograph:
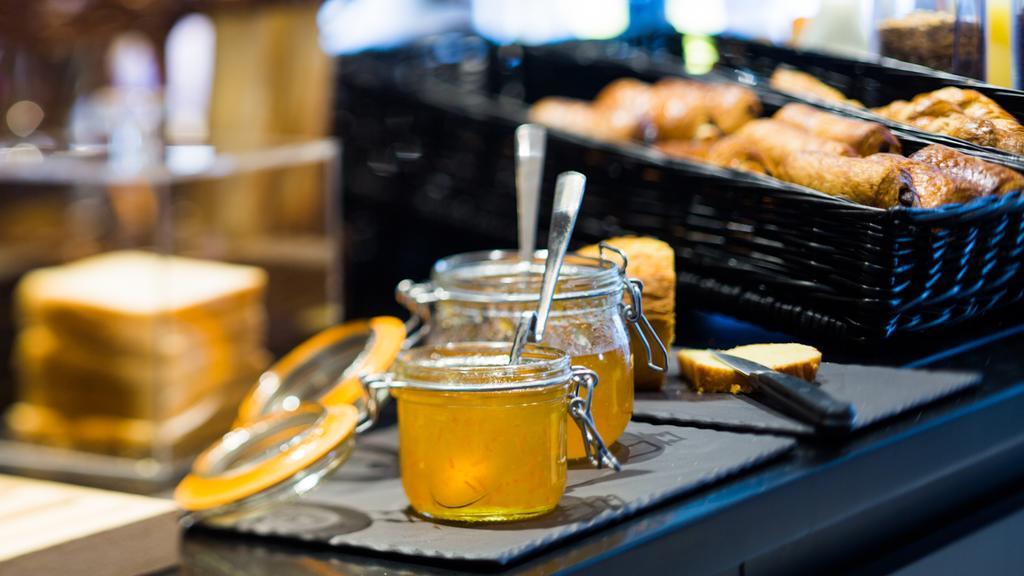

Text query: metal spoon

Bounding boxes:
[515,124,546,266]
[509,171,587,364]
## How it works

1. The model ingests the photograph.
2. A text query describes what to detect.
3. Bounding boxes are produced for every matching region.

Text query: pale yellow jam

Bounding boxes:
[394,382,569,522]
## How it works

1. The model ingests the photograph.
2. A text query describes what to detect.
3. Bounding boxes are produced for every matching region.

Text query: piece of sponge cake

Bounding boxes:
[678,343,821,393]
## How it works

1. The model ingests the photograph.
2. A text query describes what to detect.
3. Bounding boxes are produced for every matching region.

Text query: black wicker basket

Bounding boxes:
[338,36,1024,344]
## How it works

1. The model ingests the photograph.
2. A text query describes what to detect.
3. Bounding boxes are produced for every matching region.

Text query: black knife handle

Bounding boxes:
[751,371,856,434]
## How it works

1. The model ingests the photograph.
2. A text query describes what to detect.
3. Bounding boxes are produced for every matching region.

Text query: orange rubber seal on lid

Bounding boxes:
[235,316,406,423]
[320,316,405,409]
[174,403,358,512]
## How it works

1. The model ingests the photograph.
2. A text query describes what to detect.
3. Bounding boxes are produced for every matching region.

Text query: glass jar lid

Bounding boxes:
[235,317,406,424]
[176,317,404,523]
[174,402,358,521]
[429,249,624,303]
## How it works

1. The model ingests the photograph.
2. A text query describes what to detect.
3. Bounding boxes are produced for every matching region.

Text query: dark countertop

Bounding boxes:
[178,311,1024,575]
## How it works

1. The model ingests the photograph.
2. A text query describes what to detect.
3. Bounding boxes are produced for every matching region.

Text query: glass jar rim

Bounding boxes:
[430,249,623,303]
[391,342,571,392]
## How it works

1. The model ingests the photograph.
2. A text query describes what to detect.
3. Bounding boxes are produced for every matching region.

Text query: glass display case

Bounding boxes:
[0,137,341,491]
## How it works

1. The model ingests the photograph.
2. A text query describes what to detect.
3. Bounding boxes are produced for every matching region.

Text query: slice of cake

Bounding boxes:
[678,343,821,393]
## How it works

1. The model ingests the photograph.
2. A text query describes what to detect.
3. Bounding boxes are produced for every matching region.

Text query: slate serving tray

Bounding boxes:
[633,359,981,436]
[216,422,794,565]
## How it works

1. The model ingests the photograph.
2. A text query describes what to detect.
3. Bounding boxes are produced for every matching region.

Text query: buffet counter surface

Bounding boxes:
[175,311,1024,575]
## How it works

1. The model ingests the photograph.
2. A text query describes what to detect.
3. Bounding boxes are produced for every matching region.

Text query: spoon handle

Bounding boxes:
[515,124,546,263]
[534,171,586,342]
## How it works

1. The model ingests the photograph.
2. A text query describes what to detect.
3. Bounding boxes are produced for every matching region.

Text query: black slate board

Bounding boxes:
[218,422,794,565]
[633,361,982,436]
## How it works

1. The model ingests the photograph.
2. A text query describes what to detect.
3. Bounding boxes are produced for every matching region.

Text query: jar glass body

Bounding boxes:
[428,294,631,459]
[424,253,633,459]
[392,343,572,522]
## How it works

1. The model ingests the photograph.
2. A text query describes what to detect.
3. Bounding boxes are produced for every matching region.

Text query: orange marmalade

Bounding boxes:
[390,343,610,522]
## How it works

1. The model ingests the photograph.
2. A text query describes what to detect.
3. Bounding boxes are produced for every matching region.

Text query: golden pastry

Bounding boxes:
[868,153,962,208]
[775,152,913,207]
[773,103,902,156]
[528,96,638,142]
[873,87,1024,154]
[769,67,864,107]
[910,144,1024,200]
[579,236,676,391]
[720,119,857,175]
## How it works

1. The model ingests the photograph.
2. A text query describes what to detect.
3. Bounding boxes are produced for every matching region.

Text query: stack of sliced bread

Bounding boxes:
[579,236,676,390]
[6,251,270,457]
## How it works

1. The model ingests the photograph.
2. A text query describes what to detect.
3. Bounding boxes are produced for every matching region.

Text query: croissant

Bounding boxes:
[769,68,864,108]
[528,97,638,142]
[927,87,1018,125]
[910,144,1024,200]
[868,154,962,208]
[775,152,914,207]
[773,103,901,156]
[643,79,759,139]
[774,152,959,208]
[536,76,762,146]
[721,119,857,175]
[873,88,1024,154]
[874,97,965,124]
[703,83,762,134]
[593,78,652,115]
[592,78,653,140]
[705,134,768,173]
[648,79,715,140]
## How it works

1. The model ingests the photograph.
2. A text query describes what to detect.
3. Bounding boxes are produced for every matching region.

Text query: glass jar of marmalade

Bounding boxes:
[364,342,618,522]
[396,248,666,459]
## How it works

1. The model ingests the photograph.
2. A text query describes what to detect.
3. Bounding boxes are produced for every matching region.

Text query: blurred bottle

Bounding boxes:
[1015,0,1024,85]
[988,0,1012,85]
[796,0,872,57]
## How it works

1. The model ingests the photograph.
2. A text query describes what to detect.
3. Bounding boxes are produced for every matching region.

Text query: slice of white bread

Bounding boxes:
[678,343,821,394]
[16,250,267,354]
[579,236,676,390]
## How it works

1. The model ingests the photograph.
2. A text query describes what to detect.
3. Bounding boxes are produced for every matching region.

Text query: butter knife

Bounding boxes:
[711,351,856,435]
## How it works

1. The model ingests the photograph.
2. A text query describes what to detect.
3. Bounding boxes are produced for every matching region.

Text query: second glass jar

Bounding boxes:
[398,249,662,459]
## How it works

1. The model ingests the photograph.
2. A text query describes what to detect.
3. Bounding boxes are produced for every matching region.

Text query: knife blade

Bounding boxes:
[711,351,856,435]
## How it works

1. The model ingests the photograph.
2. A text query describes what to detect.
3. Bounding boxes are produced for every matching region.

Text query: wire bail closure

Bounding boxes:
[360,373,394,430]
[395,279,439,349]
[359,365,620,472]
[598,242,669,373]
[569,366,621,471]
